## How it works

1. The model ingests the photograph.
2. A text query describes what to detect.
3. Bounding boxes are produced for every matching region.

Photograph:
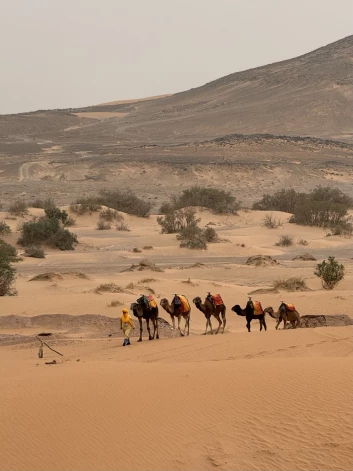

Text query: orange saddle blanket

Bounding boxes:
[253,301,264,315]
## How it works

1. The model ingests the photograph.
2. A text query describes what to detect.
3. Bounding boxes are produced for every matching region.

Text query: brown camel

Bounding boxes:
[160,296,190,336]
[192,295,226,334]
[264,303,301,329]
[130,296,159,341]
[231,300,267,332]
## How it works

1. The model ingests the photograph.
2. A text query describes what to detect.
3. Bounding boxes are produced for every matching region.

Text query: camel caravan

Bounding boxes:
[130,292,301,341]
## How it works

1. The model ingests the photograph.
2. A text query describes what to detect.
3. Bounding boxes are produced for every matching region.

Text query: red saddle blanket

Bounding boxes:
[210,294,224,306]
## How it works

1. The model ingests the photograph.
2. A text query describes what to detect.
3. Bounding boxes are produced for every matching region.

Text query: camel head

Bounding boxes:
[193,296,202,306]
[263,307,276,318]
[160,298,169,310]
[231,304,244,316]
[130,302,142,317]
[193,296,205,313]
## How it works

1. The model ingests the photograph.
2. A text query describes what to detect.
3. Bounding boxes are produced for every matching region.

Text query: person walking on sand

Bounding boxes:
[120,308,135,346]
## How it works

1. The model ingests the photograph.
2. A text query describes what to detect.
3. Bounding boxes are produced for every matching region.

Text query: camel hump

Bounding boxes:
[207,293,224,306]
[253,301,264,315]
[137,294,157,310]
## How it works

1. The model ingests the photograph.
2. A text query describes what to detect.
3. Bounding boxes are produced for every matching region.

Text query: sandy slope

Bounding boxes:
[1,208,352,471]
[1,332,352,471]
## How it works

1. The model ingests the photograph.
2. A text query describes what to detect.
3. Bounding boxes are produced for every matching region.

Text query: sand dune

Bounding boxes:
[1,206,352,470]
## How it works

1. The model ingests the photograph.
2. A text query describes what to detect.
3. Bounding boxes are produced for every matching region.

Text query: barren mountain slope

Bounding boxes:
[112,35,352,143]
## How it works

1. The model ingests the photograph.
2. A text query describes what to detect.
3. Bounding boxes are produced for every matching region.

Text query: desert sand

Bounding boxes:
[1,207,352,471]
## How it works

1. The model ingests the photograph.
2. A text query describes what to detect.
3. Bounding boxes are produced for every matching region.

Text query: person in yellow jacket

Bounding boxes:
[120,308,135,346]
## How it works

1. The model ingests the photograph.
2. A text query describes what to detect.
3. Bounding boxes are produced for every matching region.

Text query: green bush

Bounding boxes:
[70,197,101,215]
[0,239,19,296]
[254,186,352,230]
[203,226,219,242]
[24,245,45,258]
[45,207,69,225]
[18,211,77,250]
[99,190,152,217]
[99,208,122,221]
[9,199,28,216]
[275,235,294,246]
[0,221,11,235]
[161,187,241,214]
[30,198,56,210]
[47,228,78,250]
[157,207,200,234]
[314,256,345,289]
[253,189,304,213]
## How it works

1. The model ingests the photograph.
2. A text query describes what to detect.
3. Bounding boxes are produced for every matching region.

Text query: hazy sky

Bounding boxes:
[1,0,352,114]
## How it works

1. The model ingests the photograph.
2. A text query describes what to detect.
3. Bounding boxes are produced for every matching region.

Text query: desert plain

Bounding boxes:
[1,35,353,471]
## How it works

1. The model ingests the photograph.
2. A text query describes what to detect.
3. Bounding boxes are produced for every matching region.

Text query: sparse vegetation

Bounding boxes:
[157,207,200,234]
[0,221,11,235]
[96,220,112,230]
[202,226,219,242]
[115,221,129,231]
[94,283,126,293]
[254,186,353,231]
[139,278,157,283]
[314,256,345,290]
[18,209,77,250]
[298,238,308,246]
[177,225,208,250]
[275,235,294,246]
[161,187,241,214]
[24,245,45,258]
[70,197,101,215]
[64,216,76,227]
[0,239,19,296]
[107,299,123,307]
[99,208,121,221]
[263,213,282,229]
[9,199,28,216]
[30,198,56,210]
[273,277,309,292]
[99,190,152,218]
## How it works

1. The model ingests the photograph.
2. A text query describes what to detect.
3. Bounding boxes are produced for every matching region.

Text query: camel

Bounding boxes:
[264,304,301,329]
[192,295,226,334]
[160,297,190,336]
[130,296,159,341]
[231,300,267,332]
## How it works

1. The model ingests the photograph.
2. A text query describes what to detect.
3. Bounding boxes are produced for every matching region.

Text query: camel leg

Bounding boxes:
[204,317,211,335]
[221,309,226,333]
[283,317,288,330]
[214,314,221,334]
[155,317,159,339]
[186,314,190,336]
[275,318,281,330]
[138,317,143,342]
[171,315,176,330]
[263,316,267,331]
[146,318,153,340]
[246,318,251,332]
[178,315,184,336]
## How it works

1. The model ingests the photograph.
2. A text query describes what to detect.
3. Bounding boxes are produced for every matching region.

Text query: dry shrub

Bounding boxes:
[107,300,123,307]
[298,238,308,246]
[161,187,241,214]
[139,278,157,283]
[94,283,126,293]
[24,245,45,258]
[273,277,309,291]
[99,190,152,218]
[275,235,293,246]
[30,198,56,210]
[263,213,282,229]
[0,221,11,235]
[96,221,111,230]
[70,197,101,215]
[9,200,28,216]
